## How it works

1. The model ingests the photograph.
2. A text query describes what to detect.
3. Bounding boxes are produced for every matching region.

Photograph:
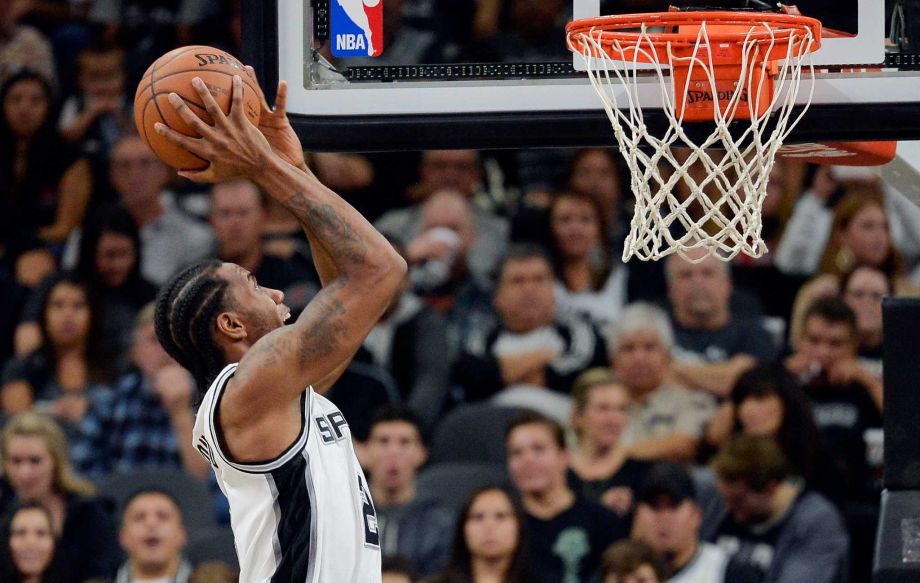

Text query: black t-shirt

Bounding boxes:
[525,497,629,583]
[806,380,883,503]
[566,458,651,511]
[672,317,778,363]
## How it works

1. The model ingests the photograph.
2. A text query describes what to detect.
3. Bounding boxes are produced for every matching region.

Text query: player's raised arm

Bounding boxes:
[155,75,406,411]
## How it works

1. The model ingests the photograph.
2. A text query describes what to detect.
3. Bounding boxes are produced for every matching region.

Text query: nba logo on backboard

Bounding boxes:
[331,0,383,57]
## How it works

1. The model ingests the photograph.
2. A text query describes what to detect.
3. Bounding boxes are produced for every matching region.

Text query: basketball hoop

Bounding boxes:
[566,10,822,261]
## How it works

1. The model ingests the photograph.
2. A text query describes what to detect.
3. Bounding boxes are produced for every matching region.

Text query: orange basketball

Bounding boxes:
[133,45,264,170]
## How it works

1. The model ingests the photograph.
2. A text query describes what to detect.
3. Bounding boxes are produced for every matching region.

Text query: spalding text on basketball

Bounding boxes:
[195,53,246,71]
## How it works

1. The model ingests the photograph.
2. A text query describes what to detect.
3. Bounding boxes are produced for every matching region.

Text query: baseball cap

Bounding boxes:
[637,463,697,508]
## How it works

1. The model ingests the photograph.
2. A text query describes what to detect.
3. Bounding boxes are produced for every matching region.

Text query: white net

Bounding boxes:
[569,18,818,262]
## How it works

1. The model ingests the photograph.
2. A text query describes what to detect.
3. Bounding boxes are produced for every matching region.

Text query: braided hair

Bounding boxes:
[154,260,234,397]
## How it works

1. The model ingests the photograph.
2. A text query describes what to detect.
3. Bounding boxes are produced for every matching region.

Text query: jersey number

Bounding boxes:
[357,474,379,548]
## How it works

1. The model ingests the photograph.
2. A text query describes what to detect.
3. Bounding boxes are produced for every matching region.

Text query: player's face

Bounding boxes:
[575,384,630,449]
[613,330,669,395]
[632,498,700,556]
[841,203,890,267]
[506,424,567,496]
[44,282,91,348]
[210,182,266,260]
[9,508,55,577]
[95,232,136,288]
[120,493,187,570]
[551,196,601,261]
[4,437,55,502]
[367,421,426,489]
[220,264,290,343]
[494,257,556,333]
[798,316,857,373]
[738,393,784,437]
[464,489,519,561]
[3,78,48,138]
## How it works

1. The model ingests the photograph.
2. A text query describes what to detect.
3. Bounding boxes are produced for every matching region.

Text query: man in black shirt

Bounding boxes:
[665,248,776,398]
[706,435,848,583]
[506,411,628,583]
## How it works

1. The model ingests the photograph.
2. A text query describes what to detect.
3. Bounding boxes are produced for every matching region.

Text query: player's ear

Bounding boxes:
[215,310,247,341]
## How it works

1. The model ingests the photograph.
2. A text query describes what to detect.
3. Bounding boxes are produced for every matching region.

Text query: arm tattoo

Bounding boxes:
[282,192,367,267]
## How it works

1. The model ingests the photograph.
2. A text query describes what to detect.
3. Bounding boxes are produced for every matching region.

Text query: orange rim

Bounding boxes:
[566,11,822,64]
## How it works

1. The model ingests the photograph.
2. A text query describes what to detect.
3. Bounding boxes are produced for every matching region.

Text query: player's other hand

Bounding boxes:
[246,66,307,172]
[155,75,275,183]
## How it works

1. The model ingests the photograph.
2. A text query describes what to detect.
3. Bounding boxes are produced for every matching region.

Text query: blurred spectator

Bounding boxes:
[377,150,510,285]
[632,462,752,583]
[429,485,531,583]
[1,412,119,581]
[784,297,883,502]
[74,206,158,372]
[840,264,889,376]
[209,179,316,315]
[0,70,91,245]
[403,190,498,357]
[367,407,454,578]
[506,412,628,583]
[88,0,208,83]
[705,435,848,583]
[567,368,650,517]
[59,39,132,191]
[665,249,776,398]
[775,166,920,277]
[108,134,213,285]
[115,489,192,583]
[548,191,628,334]
[382,555,417,583]
[610,303,715,462]
[361,251,450,428]
[0,502,64,583]
[703,364,842,503]
[599,539,668,583]
[0,0,56,87]
[453,244,607,419]
[2,274,110,425]
[71,303,209,481]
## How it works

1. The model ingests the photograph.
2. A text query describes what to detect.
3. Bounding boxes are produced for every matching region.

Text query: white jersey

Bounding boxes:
[193,363,382,583]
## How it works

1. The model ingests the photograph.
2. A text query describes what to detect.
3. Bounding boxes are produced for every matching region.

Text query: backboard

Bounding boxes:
[242,0,920,151]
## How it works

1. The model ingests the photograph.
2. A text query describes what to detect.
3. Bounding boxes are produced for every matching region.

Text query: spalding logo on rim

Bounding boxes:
[330,0,383,57]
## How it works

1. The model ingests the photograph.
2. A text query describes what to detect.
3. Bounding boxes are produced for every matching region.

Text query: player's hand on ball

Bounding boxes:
[246,66,307,172]
[155,75,274,183]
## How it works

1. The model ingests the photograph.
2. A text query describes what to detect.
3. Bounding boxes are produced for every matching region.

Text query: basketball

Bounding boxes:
[133,45,264,170]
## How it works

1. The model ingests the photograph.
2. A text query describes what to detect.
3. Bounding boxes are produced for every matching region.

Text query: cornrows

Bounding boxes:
[154,260,232,396]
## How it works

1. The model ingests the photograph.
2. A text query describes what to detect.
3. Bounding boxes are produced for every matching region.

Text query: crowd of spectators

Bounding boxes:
[0,1,908,582]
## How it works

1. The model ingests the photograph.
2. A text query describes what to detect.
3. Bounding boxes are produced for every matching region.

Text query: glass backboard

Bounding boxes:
[242,0,920,151]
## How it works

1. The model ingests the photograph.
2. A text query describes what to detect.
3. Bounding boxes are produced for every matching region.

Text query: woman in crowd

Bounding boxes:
[840,264,891,377]
[431,486,530,583]
[0,70,91,246]
[703,363,842,502]
[567,368,650,517]
[0,412,118,582]
[548,191,626,333]
[74,206,158,372]
[1,273,110,424]
[0,502,63,583]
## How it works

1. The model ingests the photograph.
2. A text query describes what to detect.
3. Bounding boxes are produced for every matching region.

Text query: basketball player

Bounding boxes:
[151,74,406,581]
